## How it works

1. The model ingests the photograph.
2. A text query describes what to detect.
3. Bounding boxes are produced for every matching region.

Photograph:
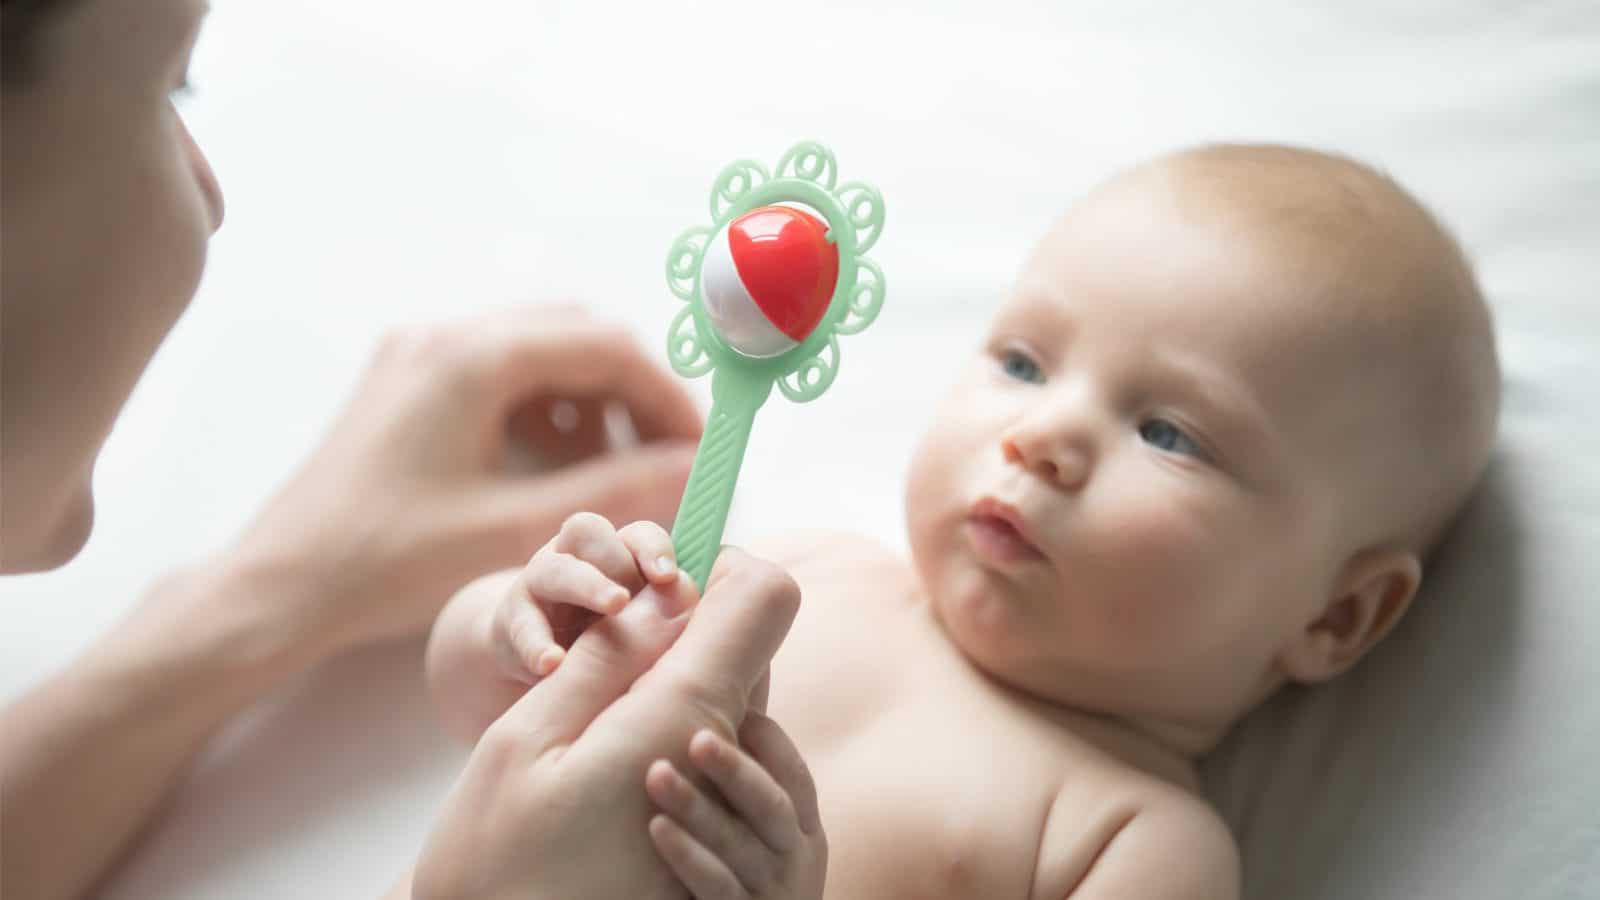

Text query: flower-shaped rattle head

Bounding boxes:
[663,141,887,588]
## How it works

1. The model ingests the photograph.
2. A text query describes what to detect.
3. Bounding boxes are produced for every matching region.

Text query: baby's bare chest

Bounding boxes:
[764,554,1129,899]
[798,705,1058,899]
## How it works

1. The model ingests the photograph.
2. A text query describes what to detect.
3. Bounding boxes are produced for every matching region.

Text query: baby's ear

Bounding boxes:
[1277,547,1421,684]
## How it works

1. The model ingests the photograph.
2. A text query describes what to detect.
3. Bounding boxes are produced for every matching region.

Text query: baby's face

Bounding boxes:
[904,176,1378,724]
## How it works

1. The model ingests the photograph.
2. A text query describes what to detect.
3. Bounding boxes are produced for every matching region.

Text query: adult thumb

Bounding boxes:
[653,547,800,731]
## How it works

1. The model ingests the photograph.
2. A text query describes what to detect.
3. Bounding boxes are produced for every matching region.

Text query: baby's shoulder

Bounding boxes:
[741,529,903,574]
[1040,772,1239,899]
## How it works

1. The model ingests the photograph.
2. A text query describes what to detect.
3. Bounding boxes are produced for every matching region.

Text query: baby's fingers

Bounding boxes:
[647,759,775,895]
[739,711,822,836]
[617,520,681,587]
[690,727,804,853]
[552,512,644,594]
[497,550,626,682]
[522,551,630,618]
[648,814,749,900]
[490,589,562,683]
[618,520,701,622]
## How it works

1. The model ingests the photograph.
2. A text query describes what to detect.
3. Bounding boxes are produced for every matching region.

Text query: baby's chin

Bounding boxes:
[924,558,1053,667]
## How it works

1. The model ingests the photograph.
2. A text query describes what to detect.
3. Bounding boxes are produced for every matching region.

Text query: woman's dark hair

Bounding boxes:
[2,0,84,85]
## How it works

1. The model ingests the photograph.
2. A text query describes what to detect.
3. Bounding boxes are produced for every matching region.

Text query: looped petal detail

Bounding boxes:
[710,160,772,224]
[775,141,838,191]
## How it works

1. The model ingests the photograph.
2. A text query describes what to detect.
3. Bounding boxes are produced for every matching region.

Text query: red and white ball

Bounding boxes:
[701,205,840,358]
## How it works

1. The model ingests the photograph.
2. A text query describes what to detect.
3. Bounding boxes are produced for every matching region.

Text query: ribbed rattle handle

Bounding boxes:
[670,370,771,591]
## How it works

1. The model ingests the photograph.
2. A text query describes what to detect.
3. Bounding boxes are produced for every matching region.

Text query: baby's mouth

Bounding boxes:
[966,498,1047,563]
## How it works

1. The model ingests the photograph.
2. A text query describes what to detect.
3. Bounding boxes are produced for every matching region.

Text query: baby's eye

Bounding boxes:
[1139,418,1205,459]
[1000,349,1045,384]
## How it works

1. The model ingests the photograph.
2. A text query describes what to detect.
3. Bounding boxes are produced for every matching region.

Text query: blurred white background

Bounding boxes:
[2,1,1595,897]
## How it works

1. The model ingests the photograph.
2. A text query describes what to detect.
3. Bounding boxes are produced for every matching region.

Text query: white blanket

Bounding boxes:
[2,1,1594,896]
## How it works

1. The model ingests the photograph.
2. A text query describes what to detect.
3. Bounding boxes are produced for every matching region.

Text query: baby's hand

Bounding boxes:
[425,512,698,743]
[646,712,827,900]
[491,512,694,684]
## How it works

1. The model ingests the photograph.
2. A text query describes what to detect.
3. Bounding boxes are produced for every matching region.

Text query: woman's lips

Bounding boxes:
[966,499,1046,563]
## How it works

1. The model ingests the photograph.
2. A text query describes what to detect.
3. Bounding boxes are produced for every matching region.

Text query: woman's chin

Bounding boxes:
[2,484,94,574]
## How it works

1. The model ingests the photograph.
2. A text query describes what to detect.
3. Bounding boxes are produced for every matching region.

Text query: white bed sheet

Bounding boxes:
[1,1,1595,896]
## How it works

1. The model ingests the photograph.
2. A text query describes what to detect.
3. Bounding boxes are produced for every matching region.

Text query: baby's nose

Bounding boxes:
[1001,431,1092,490]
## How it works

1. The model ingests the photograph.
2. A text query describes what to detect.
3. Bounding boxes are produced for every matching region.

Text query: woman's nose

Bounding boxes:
[1000,419,1094,490]
[177,113,225,232]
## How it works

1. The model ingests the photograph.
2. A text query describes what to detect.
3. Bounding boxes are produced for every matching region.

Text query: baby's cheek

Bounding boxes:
[904,397,990,529]
[1081,491,1238,648]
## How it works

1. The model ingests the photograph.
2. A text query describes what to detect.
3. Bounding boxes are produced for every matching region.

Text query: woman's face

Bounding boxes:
[1,0,223,572]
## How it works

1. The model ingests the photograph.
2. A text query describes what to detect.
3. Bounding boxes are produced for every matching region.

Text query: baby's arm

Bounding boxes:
[424,569,531,744]
[1057,793,1239,900]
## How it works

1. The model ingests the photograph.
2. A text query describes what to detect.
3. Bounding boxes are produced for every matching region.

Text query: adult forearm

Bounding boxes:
[0,561,321,900]
[381,869,414,899]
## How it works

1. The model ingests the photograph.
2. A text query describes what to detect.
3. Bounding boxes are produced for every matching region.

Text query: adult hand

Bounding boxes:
[215,305,701,665]
[411,548,802,900]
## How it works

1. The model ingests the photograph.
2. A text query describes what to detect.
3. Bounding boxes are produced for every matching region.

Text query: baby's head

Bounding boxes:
[904,144,1499,750]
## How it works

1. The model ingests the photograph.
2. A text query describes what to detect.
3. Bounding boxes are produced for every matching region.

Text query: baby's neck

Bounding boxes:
[1015,675,1214,792]
[907,589,1229,788]
[1081,709,1230,771]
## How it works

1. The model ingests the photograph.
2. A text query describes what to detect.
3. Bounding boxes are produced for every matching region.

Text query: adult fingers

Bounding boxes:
[556,443,695,531]
[471,309,702,445]
[509,395,609,470]
[482,440,696,549]
[748,669,771,717]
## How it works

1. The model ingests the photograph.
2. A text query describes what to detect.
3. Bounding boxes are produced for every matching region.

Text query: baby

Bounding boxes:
[426,143,1500,899]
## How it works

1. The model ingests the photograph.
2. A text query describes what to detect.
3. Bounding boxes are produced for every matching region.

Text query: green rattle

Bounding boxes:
[664,140,887,590]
